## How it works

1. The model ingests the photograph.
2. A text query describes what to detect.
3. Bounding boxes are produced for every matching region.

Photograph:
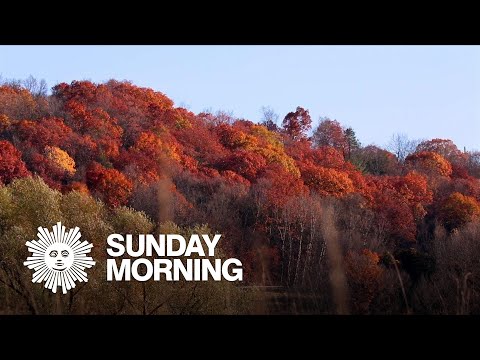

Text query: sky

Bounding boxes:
[1,45,479,150]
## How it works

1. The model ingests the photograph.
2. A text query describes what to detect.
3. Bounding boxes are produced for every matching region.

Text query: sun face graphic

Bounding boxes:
[24,222,96,294]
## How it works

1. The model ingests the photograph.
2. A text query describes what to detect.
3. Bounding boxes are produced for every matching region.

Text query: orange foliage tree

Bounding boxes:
[64,101,123,160]
[439,192,480,231]
[367,177,417,243]
[0,85,38,120]
[86,162,133,207]
[300,163,354,197]
[391,171,433,220]
[405,151,452,177]
[254,165,309,209]
[416,138,466,164]
[44,146,76,176]
[0,114,11,133]
[132,131,181,162]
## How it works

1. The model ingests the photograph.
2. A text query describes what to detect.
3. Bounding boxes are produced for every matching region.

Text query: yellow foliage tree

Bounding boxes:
[44,146,76,176]
[0,114,11,132]
[249,124,300,177]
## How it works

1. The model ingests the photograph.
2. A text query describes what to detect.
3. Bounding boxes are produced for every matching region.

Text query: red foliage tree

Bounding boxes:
[367,177,417,242]
[220,170,251,186]
[52,81,98,104]
[14,118,74,151]
[312,118,346,152]
[451,163,469,179]
[115,149,161,184]
[174,117,227,165]
[394,171,432,205]
[416,138,466,164]
[282,106,312,140]
[0,140,30,184]
[28,153,67,190]
[311,146,346,169]
[86,162,133,207]
[218,150,267,182]
[63,101,123,160]
[387,171,433,221]
[255,165,309,208]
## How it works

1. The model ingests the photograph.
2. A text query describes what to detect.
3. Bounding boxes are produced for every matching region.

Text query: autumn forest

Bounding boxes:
[1,77,480,314]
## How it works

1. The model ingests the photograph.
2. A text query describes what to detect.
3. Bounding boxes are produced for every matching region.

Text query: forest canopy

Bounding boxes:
[1,78,479,314]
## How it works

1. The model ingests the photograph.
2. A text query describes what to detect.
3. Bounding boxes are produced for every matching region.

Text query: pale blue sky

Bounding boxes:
[1,45,479,150]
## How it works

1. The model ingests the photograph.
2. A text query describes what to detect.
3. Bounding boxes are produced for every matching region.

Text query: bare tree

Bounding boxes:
[0,75,48,98]
[260,106,279,131]
[387,133,420,161]
[215,110,235,125]
[22,75,48,98]
[466,150,480,178]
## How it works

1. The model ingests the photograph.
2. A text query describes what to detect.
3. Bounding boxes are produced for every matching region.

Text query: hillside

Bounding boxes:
[1,79,480,314]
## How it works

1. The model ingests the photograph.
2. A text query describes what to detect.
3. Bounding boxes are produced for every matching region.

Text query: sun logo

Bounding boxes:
[24,222,96,294]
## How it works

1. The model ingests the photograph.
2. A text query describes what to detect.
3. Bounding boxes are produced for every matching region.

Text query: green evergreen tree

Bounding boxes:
[344,127,361,159]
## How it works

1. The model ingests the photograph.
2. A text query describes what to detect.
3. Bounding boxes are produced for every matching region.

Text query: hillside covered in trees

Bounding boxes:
[1,78,480,314]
